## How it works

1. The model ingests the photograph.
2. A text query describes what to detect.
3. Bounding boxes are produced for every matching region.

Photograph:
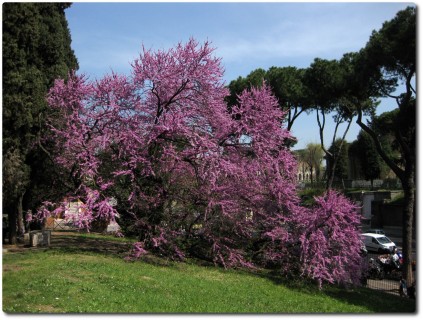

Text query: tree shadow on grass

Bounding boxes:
[48,232,190,268]
[245,268,416,313]
[49,232,134,258]
[2,231,134,259]
[322,286,416,313]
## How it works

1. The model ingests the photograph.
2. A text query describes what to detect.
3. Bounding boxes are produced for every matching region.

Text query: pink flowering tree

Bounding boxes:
[296,190,365,287]
[39,38,364,287]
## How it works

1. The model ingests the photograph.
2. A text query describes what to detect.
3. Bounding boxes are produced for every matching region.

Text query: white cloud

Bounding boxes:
[215,14,370,64]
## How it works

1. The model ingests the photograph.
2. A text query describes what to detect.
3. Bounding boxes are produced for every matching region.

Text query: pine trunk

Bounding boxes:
[17,191,25,237]
[401,167,415,287]
[8,209,17,245]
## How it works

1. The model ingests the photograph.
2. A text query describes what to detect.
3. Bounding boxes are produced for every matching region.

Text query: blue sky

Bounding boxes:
[65,1,414,150]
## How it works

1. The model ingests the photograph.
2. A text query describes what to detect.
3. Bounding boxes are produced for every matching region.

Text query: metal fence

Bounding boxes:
[45,218,77,231]
[363,252,415,298]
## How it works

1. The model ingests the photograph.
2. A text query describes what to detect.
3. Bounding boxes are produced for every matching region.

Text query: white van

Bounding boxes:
[361,233,396,253]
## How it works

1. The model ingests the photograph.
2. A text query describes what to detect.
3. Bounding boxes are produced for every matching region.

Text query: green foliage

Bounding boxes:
[303,58,344,109]
[389,192,405,205]
[267,66,307,108]
[2,3,78,217]
[2,149,30,203]
[371,108,413,168]
[365,6,415,79]
[298,188,326,207]
[327,139,349,181]
[299,143,324,183]
[349,131,386,183]
[3,3,78,150]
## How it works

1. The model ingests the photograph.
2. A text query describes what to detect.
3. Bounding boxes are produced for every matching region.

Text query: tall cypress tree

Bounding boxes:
[349,130,386,189]
[3,3,78,244]
[327,139,349,183]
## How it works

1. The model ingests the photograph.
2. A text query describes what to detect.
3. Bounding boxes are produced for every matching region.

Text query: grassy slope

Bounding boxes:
[2,235,416,313]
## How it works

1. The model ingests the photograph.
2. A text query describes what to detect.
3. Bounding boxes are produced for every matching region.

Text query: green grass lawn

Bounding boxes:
[2,233,415,313]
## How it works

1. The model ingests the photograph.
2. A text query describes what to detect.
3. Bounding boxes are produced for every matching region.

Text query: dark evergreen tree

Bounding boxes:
[349,130,386,188]
[3,2,78,244]
[327,139,349,183]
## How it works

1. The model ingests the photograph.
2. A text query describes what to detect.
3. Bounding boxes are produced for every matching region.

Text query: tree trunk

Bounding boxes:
[8,208,17,245]
[326,155,336,190]
[401,166,415,287]
[316,166,320,183]
[17,191,25,237]
[310,165,314,186]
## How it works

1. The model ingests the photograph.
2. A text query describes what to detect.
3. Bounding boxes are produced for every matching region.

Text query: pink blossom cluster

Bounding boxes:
[296,190,364,287]
[39,39,364,287]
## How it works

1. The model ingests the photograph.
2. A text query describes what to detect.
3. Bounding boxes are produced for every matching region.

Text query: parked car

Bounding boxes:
[364,228,385,235]
[361,233,396,253]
